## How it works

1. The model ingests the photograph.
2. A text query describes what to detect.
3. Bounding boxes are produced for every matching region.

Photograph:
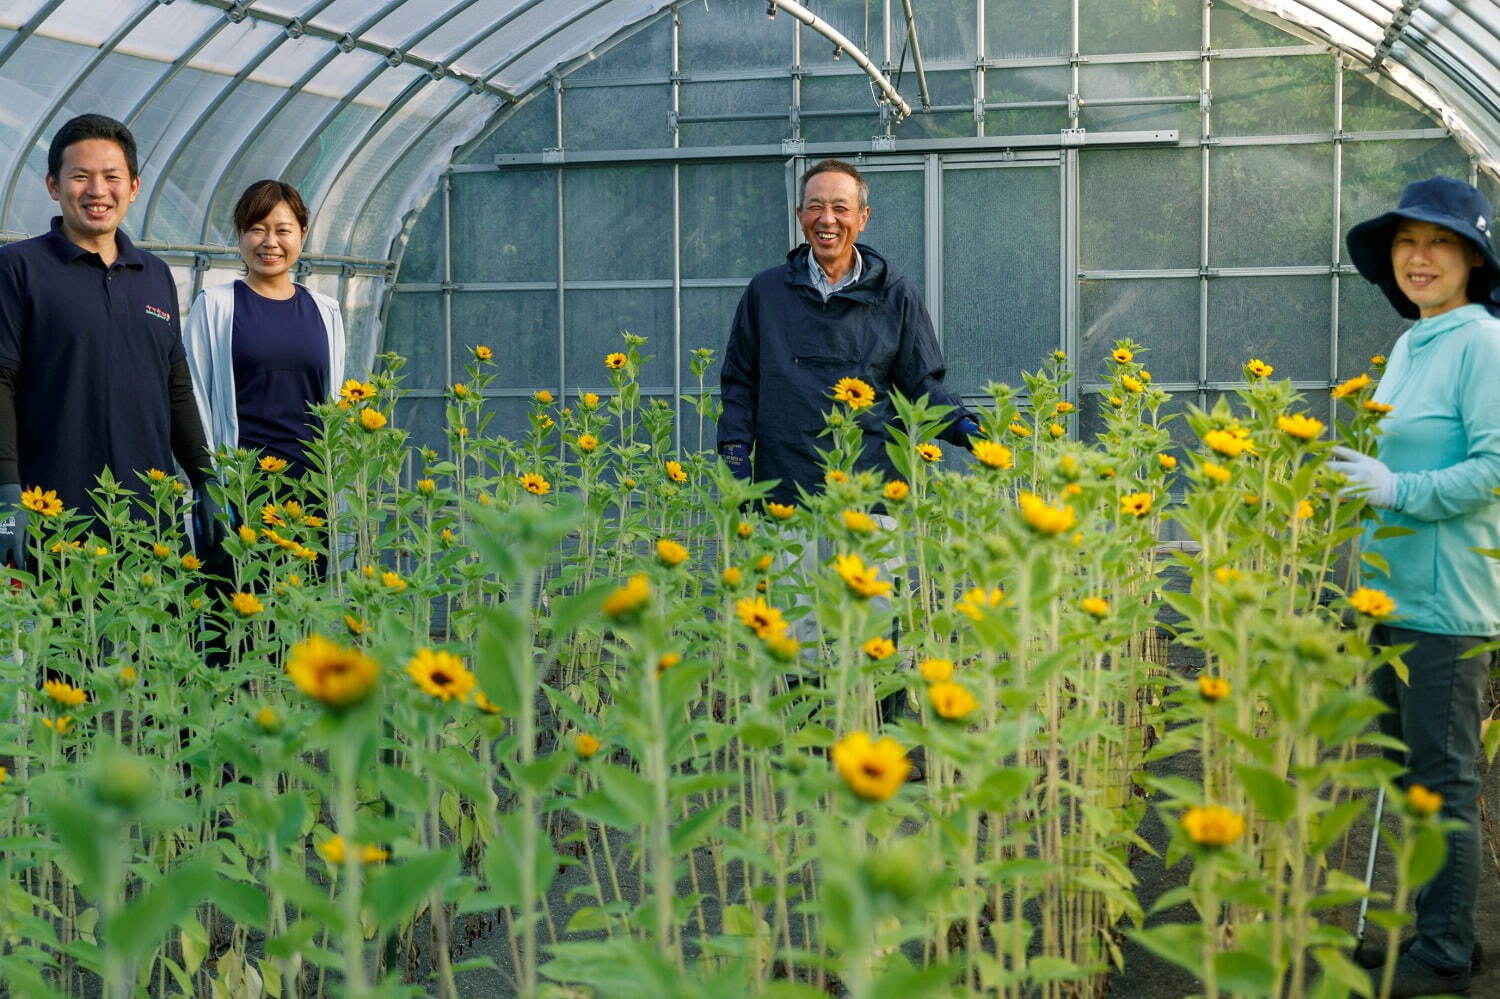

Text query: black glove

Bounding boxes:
[0,483,25,569]
[191,486,228,557]
[720,442,752,482]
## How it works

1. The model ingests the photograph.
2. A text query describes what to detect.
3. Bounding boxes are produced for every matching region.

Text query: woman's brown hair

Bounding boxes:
[233,179,309,234]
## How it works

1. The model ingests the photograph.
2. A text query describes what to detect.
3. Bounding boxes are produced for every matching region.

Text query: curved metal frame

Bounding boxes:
[0,0,160,230]
[194,0,414,243]
[140,0,343,239]
[122,8,241,129]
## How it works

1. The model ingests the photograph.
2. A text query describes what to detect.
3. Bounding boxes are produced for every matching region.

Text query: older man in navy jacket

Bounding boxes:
[717,159,976,504]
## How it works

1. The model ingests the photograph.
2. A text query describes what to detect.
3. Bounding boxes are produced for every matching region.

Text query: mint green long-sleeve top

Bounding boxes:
[1366,303,1500,636]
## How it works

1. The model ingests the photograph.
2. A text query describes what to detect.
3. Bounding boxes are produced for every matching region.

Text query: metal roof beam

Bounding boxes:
[179,0,518,103]
[1372,0,1424,69]
[769,0,912,121]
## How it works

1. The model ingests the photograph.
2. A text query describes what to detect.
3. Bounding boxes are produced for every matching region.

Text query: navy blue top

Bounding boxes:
[231,281,328,471]
[0,218,186,512]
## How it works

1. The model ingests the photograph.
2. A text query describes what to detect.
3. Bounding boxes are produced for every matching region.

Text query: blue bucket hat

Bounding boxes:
[1345,175,1500,319]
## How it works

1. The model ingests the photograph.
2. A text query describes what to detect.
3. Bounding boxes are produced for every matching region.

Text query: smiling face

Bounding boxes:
[1391,219,1483,319]
[798,170,870,280]
[45,138,139,253]
[238,200,306,289]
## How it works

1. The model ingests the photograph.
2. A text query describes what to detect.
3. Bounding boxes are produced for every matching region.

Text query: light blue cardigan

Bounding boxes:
[182,281,347,459]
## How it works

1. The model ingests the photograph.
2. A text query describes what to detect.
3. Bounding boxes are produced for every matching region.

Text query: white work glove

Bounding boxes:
[1327,445,1396,509]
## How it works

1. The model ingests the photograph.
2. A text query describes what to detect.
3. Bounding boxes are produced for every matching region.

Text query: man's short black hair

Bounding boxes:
[48,114,139,181]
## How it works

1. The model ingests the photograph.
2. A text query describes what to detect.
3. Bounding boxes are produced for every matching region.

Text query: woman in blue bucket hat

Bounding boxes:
[1334,175,1500,997]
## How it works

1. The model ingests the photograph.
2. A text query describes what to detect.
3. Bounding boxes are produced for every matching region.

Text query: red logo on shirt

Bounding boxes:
[144,304,171,323]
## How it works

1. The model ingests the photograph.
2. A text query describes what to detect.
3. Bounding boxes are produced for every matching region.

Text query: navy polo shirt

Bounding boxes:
[0,218,185,513]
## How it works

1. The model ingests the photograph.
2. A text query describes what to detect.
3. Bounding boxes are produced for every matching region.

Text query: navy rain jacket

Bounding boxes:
[717,243,972,506]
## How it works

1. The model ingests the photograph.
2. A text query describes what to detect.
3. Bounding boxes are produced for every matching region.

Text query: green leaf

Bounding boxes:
[1235,764,1296,824]
[721,904,762,936]
[1127,923,1203,978]
[669,800,732,855]
[1372,525,1417,540]
[511,752,569,798]
[565,906,608,933]
[595,763,654,827]
[36,797,107,901]
[363,849,460,931]
[104,859,214,962]
[208,878,268,930]
[1403,825,1447,888]
[1483,717,1500,764]
[1312,946,1375,998]
[1214,950,1277,996]
[179,916,208,976]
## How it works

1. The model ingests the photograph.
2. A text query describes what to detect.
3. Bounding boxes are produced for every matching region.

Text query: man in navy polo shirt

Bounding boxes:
[0,114,215,566]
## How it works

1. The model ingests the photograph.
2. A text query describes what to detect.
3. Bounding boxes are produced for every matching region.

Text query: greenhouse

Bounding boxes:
[0,0,1498,996]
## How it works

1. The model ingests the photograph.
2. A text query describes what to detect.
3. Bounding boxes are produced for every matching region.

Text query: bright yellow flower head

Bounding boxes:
[1121,375,1144,394]
[474,345,494,362]
[146,468,168,482]
[44,679,87,708]
[151,542,171,558]
[1055,400,1075,414]
[1007,421,1032,438]
[453,382,469,398]
[1331,373,1373,399]
[928,681,979,721]
[1181,805,1245,847]
[915,443,942,462]
[972,440,1014,470]
[237,523,258,545]
[767,501,797,520]
[832,731,910,801]
[344,614,370,636]
[286,635,379,709]
[603,574,651,619]
[841,509,878,534]
[604,352,627,370]
[1198,675,1230,701]
[919,657,954,682]
[317,835,386,866]
[832,553,892,600]
[763,632,801,661]
[1203,428,1250,458]
[656,538,689,567]
[1201,461,1231,485]
[574,733,601,758]
[862,636,896,660]
[21,486,63,517]
[721,566,742,587]
[255,706,280,732]
[1370,354,1387,368]
[736,520,753,539]
[1245,358,1274,378]
[825,469,848,484]
[1080,596,1109,618]
[534,389,554,405]
[1214,566,1241,584]
[520,473,551,496]
[1112,346,1134,364]
[1349,586,1395,619]
[381,570,407,592]
[1277,413,1325,441]
[655,652,681,674]
[407,649,475,703]
[831,377,877,410]
[665,460,688,484]
[1293,499,1315,521]
[1048,423,1066,439]
[1363,400,1394,415]
[1018,492,1077,535]
[735,596,788,639]
[118,666,137,687]
[41,715,73,735]
[1120,492,1153,517]
[1406,784,1443,817]
[576,433,598,453]
[230,592,264,616]
[1157,453,1178,471]
[581,392,601,408]
[259,455,288,473]
[359,408,388,431]
[1108,396,1124,409]
[956,587,1004,621]
[339,379,376,405]
[883,480,910,502]
[473,691,501,715]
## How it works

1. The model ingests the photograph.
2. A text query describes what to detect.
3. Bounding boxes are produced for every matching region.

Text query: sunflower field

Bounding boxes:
[0,334,1489,999]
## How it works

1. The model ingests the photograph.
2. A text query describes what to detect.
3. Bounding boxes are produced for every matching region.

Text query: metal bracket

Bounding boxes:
[293,260,313,279]
[997,148,1016,161]
[338,33,356,53]
[226,0,250,23]
[386,49,404,68]
[1060,127,1086,147]
[973,97,986,123]
[788,105,801,130]
[1199,265,1218,278]
[667,109,679,132]
[341,263,357,279]
[871,134,896,152]
[440,280,458,291]
[541,148,565,164]
[782,137,806,155]
[428,63,446,80]
[1199,88,1211,112]
[155,0,176,6]
[1067,93,1081,118]
[468,76,487,95]
[284,17,304,38]
[192,252,211,272]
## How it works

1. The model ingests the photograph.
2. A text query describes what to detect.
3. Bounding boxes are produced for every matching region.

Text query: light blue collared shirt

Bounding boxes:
[807,246,862,301]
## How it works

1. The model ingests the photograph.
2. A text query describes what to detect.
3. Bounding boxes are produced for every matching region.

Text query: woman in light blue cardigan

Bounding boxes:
[183,180,345,473]
[1333,175,1500,998]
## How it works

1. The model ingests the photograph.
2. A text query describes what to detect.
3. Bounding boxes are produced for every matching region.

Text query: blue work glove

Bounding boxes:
[954,416,982,449]
[720,442,752,482]
[0,483,26,569]
[1326,445,1397,508]
[191,484,228,557]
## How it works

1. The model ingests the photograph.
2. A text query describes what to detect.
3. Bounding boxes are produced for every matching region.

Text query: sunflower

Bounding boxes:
[721,566,742,587]
[665,460,688,483]
[1080,596,1109,618]
[602,574,651,619]
[1363,400,1394,415]
[1111,346,1134,364]
[915,443,942,462]
[1198,675,1230,701]
[883,480,909,502]
[520,473,551,496]
[1180,806,1245,847]
[286,635,379,709]
[359,408,388,431]
[43,679,87,708]
[41,716,73,734]
[928,681,979,721]
[1406,784,1442,817]
[574,733,601,758]
[230,592,264,617]
[735,596,788,639]
[825,469,848,484]
[1370,354,1387,368]
[474,345,494,362]
[1348,586,1395,619]
[1245,358,1274,378]
[1201,461,1231,485]
[919,658,954,682]
[21,486,63,517]
[656,538,689,567]
[581,392,601,408]
[407,649,475,703]
[1203,429,1250,458]
[767,502,797,519]
[381,571,406,592]
[339,379,377,405]
[862,636,895,660]
[605,352,627,370]
[955,587,1004,621]
[1007,421,1032,438]
[832,731,910,801]
[832,553,891,600]
[452,382,469,398]
[1330,373,1372,399]
[831,377,876,410]
[534,389,554,405]
[841,509,878,534]
[1018,492,1076,535]
[1276,413,1324,440]
[1158,453,1177,471]
[575,433,598,453]
[972,440,1013,469]
[258,455,289,474]
[1121,375,1144,394]
[1120,492,1153,517]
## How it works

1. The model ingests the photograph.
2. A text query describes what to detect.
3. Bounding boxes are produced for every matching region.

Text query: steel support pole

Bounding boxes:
[1330,54,1345,427]
[671,10,683,455]
[1199,0,1212,412]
